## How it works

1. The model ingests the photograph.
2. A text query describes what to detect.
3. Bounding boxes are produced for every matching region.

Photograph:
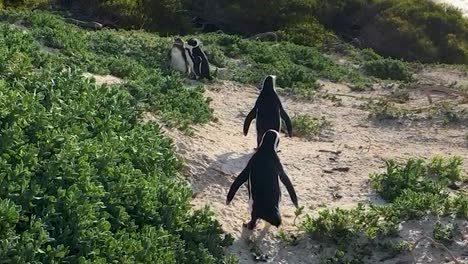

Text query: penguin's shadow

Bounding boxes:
[191,151,253,194]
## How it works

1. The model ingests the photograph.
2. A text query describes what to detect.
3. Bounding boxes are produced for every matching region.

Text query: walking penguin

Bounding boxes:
[244,75,293,147]
[226,129,299,229]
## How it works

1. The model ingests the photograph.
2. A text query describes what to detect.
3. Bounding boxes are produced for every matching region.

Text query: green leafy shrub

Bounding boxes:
[301,156,467,261]
[0,10,213,130]
[318,250,359,264]
[370,156,465,203]
[277,19,336,48]
[2,0,50,9]
[433,222,456,244]
[58,0,192,34]
[388,87,410,103]
[364,99,410,120]
[370,159,437,202]
[0,11,228,263]
[428,155,464,182]
[371,0,468,64]
[276,230,299,246]
[6,0,468,64]
[199,32,367,97]
[291,114,331,138]
[315,0,468,64]
[362,58,412,81]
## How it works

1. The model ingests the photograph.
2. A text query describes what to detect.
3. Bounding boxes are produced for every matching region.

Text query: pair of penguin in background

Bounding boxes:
[227,75,299,230]
[169,37,212,80]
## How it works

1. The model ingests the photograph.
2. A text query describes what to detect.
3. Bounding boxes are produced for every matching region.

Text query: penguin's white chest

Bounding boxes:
[170,48,187,73]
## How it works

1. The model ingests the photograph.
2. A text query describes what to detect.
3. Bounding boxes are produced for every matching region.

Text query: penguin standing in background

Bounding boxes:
[244,75,293,147]
[169,37,194,78]
[185,38,212,80]
[226,130,299,229]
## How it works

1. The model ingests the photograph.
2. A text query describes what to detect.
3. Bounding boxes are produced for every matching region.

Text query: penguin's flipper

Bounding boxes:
[197,56,204,77]
[243,106,257,136]
[226,163,252,205]
[277,157,298,208]
[280,105,293,137]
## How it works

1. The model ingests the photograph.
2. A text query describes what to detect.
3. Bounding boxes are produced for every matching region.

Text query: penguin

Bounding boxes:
[226,130,299,229]
[185,38,212,80]
[244,75,293,147]
[168,37,194,78]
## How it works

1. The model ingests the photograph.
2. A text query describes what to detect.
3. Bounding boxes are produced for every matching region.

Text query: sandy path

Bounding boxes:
[158,79,468,264]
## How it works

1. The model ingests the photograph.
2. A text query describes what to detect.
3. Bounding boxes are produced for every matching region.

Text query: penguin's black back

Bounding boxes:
[255,89,281,145]
[249,149,282,226]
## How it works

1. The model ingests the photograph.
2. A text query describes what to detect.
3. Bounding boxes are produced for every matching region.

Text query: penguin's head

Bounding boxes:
[259,129,280,152]
[187,38,199,48]
[261,75,277,94]
[173,36,184,46]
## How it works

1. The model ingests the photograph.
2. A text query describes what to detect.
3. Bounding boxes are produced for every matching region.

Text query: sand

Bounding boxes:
[156,69,467,263]
[83,64,468,264]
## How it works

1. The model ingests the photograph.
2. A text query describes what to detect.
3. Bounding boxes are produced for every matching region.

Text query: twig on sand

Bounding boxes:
[318,149,342,155]
[210,167,231,176]
[326,93,374,100]
[411,235,460,264]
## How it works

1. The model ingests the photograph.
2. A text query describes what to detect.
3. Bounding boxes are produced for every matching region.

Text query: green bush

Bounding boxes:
[46,0,192,34]
[2,0,50,9]
[6,0,468,63]
[277,19,336,48]
[301,156,467,261]
[198,32,367,97]
[362,58,412,81]
[433,221,456,244]
[369,156,465,202]
[372,0,468,64]
[0,11,228,262]
[291,114,331,138]
[0,10,213,130]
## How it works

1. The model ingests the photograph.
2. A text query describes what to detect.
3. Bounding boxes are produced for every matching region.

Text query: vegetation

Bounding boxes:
[2,0,467,63]
[0,10,371,100]
[0,5,466,263]
[0,10,213,130]
[433,221,457,245]
[291,114,332,138]
[364,98,468,126]
[276,229,299,246]
[198,33,368,96]
[0,11,233,263]
[301,156,467,262]
[362,58,412,82]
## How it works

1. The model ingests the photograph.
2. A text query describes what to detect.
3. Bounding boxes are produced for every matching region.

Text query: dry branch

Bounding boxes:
[64,18,103,30]
[411,236,461,264]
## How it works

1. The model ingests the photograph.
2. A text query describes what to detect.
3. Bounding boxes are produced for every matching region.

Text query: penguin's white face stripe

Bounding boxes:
[262,75,277,92]
[258,130,280,150]
[188,39,200,48]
